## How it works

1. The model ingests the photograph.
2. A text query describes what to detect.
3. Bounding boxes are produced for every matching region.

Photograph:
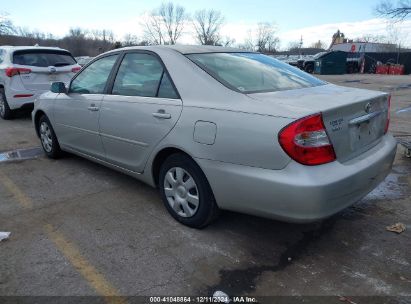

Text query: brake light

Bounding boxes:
[384,95,391,134]
[72,66,81,73]
[5,67,32,77]
[279,113,336,166]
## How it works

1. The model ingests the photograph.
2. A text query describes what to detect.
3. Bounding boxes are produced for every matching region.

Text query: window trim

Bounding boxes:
[107,50,181,100]
[68,52,122,95]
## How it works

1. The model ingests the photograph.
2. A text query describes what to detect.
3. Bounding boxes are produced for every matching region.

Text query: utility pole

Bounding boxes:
[299,35,303,57]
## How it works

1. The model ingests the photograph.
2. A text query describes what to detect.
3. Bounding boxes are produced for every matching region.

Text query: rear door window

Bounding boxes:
[70,55,119,94]
[158,73,179,99]
[13,50,76,67]
[112,53,179,99]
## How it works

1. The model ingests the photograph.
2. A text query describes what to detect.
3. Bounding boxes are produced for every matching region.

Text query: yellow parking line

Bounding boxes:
[0,171,32,209]
[0,170,126,304]
[45,224,127,304]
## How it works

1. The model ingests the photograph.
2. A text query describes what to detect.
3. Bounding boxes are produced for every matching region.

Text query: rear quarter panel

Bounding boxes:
[152,106,293,170]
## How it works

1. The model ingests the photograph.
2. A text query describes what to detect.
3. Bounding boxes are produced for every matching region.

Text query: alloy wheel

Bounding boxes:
[163,167,199,218]
[40,122,53,153]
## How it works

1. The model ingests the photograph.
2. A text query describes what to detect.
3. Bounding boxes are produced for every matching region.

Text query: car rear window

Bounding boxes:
[13,49,76,67]
[186,52,326,94]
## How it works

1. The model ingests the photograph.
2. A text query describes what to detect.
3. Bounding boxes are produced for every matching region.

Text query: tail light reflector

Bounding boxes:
[279,113,336,166]
[5,67,32,77]
[72,66,81,73]
[14,94,34,98]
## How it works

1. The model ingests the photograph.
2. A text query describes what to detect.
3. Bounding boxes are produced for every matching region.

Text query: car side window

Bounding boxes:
[158,72,179,99]
[70,54,118,94]
[112,53,178,99]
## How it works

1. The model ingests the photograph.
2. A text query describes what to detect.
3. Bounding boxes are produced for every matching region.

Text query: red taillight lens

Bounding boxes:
[279,113,336,166]
[384,95,391,134]
[71,66,81,73]
[5,67,32,77]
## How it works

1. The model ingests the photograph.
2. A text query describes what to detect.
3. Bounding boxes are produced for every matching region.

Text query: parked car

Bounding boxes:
[0,46,80,119]
[301,52,328,73]
[32,45,396,228]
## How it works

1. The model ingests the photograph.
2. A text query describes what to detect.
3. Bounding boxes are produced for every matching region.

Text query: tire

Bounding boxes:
[159,153,219,228]
[38,115,62,159]
[0,88,13,120]
[304,63,314,74]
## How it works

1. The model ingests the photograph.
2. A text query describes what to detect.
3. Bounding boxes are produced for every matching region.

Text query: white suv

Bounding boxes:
[0,46,81,119]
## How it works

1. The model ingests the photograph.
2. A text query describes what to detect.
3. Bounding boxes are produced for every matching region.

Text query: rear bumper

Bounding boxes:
[196,134,397,222]
[5,88,46,110]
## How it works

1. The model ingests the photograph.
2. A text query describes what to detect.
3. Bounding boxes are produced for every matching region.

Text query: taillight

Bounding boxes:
[384,95,391,134]
[279,113,336,166]
[5,67,31,77]
[72,66,81,73]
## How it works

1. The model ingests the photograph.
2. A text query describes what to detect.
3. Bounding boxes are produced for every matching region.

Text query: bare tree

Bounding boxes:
[218,36,236,47]
[255,22,279,52]
[142,13,165,45]
[0,12,15,35]
[69,27,87,38]
[123,33,140,46]
[241,30,255,51]
[89,29,114,42]
[192,9,224,45]
[143,2,187,45]
[287,41,301,51]
[376,0,411,20]
[159,2,187,44]
[309,40,327,49]
[240,23,279,52]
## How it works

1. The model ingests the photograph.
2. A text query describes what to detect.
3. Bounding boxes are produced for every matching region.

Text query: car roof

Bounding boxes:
[117,45,249,55]
[0,46,70,52]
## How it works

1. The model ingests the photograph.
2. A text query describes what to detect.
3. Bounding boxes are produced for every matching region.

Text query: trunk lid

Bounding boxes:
[248,84,389,162]
[17,65,75,90]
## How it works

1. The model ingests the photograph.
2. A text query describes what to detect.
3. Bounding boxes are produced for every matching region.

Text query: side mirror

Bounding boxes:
[51,82,67,94]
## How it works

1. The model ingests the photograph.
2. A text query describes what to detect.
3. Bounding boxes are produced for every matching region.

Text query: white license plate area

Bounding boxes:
[48,74,58,82]
[349,116,384,151]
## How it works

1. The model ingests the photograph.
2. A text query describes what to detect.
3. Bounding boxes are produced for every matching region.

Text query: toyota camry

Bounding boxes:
[32,45,396,228]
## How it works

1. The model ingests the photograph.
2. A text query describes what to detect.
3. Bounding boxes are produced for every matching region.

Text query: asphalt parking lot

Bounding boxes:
[0,74,410,302]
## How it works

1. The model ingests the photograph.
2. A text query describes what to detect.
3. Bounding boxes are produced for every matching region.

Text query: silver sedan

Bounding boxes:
[32,45,396,228]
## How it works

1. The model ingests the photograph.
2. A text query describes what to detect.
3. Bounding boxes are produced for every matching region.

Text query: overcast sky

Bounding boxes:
[3,0,411,48]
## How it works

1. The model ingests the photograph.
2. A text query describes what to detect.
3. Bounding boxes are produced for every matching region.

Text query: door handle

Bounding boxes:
[152,111,171,119]
[88,105,99,111]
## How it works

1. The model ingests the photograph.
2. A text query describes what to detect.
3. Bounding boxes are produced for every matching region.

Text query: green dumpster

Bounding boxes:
[314,51,347,75]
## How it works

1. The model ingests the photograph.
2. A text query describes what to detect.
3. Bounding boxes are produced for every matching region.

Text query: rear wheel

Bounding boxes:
[0,88,13,120]
[38,115,62,159]
[159,153,219,228]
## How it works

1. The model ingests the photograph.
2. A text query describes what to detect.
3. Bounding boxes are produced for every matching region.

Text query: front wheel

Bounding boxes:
[159,153,219,228]
[0,88,13,120]
[38,115,62,159]
[304,63,314,74]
